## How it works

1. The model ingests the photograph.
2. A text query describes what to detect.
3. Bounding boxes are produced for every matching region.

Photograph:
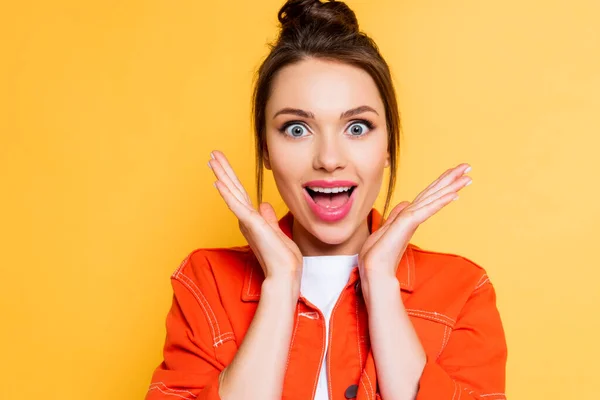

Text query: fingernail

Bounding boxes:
[452,195,460,201]
[210,152,215,159]
[208,161,212,170]
[464,165,472,173]
[465,179,472,186]
[213,182,217,188]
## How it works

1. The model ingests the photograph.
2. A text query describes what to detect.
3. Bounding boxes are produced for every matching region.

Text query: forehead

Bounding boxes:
[266,58,384,117]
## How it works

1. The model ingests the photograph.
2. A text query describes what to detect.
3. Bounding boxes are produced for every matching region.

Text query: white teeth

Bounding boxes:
[308,186,352,194]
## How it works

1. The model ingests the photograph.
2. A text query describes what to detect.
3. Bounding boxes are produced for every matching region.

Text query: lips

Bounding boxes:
[302,180,358,222]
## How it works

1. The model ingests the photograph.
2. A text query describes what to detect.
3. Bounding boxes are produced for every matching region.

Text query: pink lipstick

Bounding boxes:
[302,180,357,222]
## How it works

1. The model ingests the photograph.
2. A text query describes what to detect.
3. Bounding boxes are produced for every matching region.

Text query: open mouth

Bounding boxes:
[301,180,358,222]
[304,186,357,209]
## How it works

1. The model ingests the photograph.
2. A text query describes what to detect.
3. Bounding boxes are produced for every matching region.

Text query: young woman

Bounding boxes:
[145,1,507,399]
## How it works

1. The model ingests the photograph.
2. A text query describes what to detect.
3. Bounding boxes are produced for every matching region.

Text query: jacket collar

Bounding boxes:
[241,208,416,302]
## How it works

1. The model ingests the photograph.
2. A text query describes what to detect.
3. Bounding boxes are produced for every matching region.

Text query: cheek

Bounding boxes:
[266,136,304,187]
[361,163,386,198]
[271,157,298,187]
[351,138,388,176]
[365,162,386,180]
[350,140,388,202]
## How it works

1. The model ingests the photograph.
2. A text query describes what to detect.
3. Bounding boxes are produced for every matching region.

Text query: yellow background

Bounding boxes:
[1,0,598,398]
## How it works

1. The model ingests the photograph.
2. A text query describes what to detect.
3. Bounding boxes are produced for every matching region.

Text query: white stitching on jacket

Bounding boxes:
[214,331,234,340]
[406,309,456,323]
[355,295,375,400]
[247,266,255,296]
[355,296,363,371]
[171,254,191,279]
[299,311,319,319]
[363,372,375,400]
[474,275,491,291]
[148,382,197,399]
[311,308,326,400]
[327,288,350,399]
[213,332,235,347]
[284,311,300,375]
[174,274,217,341]
[178,272,221,337]
[437,325,451,360]
[406,309,456,326]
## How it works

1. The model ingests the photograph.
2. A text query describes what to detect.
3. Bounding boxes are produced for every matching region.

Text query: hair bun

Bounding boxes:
[278,0,359,33]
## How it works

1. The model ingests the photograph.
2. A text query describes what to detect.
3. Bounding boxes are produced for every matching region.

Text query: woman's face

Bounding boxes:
[264,58,389,248]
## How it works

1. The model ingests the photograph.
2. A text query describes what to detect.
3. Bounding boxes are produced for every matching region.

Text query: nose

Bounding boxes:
[312,134,346,172]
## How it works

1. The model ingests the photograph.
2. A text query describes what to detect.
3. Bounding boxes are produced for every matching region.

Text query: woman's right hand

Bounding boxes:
[208,150,303,288]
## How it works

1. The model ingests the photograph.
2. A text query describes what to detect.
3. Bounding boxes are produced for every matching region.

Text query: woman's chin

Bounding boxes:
[291,204,366,251]
[309,222,355,246]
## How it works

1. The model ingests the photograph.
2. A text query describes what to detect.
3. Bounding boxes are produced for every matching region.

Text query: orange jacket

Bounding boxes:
[146,208,507,400]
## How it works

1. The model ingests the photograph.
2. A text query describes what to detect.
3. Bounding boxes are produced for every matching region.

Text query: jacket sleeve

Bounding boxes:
[415,278,508,400]
[145,254,236,400]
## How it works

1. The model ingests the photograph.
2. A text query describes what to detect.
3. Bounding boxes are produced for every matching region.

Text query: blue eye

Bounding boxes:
[281,123,309,138]
[347,121,373,136]
[278,120,375,138]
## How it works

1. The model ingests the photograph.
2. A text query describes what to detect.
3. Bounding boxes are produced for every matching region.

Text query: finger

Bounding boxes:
[365,201,411,252]
[408,191,460,223]
[414,163,469,202]
[213,180,254,222]
[379,191,459,249]
[411,175,471,210]
[209,157,249,206]
[412,169,453,203]
[414,163,471,203]
[382,201,411,227]
[375,184,465,252]
[373,213,414,253]
[211,150,252,204]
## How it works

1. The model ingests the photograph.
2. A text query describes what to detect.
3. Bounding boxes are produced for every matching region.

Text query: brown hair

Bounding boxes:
[251,0,401,219]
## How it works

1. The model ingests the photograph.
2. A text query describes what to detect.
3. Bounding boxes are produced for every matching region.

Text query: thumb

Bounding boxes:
[258,202,279,228]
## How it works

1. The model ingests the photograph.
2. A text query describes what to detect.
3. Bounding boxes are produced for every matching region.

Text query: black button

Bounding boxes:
[345,384,358,399]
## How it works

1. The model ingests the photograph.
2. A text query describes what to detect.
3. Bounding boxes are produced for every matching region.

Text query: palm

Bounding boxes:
[209,150,303,276]
[358,163,473,275]
[358,201,411,270]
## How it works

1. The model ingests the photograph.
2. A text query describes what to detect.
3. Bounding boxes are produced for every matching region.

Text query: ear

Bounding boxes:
[263,144,272,170]
[384,151,391,168]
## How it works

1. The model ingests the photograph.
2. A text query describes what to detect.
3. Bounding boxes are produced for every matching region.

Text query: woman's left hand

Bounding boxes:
[358,163,473,288]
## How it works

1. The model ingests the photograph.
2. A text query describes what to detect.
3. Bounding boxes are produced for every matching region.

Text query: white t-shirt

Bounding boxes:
[300,254,359,400]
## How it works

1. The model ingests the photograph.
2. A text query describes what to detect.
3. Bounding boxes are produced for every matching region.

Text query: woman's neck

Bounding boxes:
[291,217,370,256]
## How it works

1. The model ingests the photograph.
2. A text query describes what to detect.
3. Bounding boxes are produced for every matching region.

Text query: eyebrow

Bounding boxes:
[272,105,379,120]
